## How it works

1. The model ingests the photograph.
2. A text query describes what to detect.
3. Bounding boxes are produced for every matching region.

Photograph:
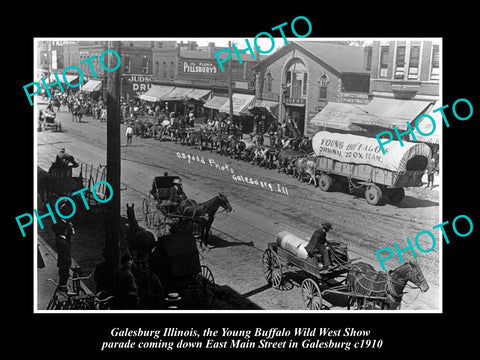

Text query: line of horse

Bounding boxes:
[131,119,323,188]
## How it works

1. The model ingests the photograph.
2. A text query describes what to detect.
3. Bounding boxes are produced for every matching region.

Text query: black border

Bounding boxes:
[11,7,479,356]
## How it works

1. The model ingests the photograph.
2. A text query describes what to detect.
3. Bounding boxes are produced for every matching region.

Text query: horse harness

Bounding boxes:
[349,266,411,309]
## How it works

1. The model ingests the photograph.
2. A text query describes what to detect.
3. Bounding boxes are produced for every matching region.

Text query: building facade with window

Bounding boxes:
[252,41,371,136]
[369,40,440,101]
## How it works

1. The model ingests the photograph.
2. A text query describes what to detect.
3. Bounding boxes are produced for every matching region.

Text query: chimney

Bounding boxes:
[208,42,215,59]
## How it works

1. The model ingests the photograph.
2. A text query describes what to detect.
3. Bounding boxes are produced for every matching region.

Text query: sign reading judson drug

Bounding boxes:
[123,74,153,96]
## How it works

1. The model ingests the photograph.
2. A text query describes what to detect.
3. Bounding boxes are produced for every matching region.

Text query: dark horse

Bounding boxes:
[177,193,232,248]
[346,260,429,310]
[126,203,156,255]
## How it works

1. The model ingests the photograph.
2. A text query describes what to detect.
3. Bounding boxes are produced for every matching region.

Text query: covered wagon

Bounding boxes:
[312,131,432,205]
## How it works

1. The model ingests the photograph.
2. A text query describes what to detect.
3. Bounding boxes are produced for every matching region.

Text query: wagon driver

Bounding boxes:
[305,222,333,268]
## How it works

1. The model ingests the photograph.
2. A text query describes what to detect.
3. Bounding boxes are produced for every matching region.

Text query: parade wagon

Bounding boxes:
[311,131,432,205]
[142,175,187,237]
[38,109,61,132]
[262,231,429,310]
[262,231,353,310]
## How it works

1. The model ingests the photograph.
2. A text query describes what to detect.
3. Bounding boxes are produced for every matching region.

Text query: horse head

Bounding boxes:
[126,203,138,230]
[407,260,429,292]
[217,193,232,213]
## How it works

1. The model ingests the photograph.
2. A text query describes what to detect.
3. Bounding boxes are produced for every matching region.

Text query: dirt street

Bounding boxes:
[36,107,440,310]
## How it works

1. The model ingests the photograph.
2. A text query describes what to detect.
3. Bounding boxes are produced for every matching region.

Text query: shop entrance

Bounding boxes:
[285,106,305,136]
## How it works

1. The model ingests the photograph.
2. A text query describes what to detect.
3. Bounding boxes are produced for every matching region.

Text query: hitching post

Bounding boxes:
[105,40,121,274]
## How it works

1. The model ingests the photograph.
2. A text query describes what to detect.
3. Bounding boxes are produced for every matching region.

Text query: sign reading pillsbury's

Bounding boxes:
[182,61,218,74]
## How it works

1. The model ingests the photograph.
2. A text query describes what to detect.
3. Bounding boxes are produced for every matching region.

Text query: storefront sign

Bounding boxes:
[261,92,279,102]
[284,98,305,105]
[182,61,218,75]
[124,74,153,94]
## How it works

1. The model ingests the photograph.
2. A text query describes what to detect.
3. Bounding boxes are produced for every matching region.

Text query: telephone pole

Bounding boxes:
[228,41,234,122]
[105,40,122,273]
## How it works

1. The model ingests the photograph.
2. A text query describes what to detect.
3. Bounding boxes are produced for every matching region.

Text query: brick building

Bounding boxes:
[252,41,371,136]
[151,41,258,95]
[369,39,440,101]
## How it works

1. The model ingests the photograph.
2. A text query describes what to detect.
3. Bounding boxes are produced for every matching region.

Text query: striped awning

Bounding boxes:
[310,102,366,132]
[162,87,211,102]
[81,79,102,92]
[49,73,79,85]
[203,96,229,110]
[139,85,175,102]
[218,94,255,116]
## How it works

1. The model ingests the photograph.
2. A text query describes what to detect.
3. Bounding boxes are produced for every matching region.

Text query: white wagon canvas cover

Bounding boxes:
[312,131,431,173]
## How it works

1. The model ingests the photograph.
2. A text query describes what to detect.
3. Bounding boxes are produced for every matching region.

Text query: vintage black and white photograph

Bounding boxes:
[32,37,442,312]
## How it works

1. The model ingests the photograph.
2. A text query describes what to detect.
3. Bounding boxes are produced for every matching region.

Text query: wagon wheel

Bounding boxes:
[138,273,165,309]
[318,174,333,192]
[192,265,216,309]
[301,278,323,310]
[262,248,283,289]
[365,184,383,205]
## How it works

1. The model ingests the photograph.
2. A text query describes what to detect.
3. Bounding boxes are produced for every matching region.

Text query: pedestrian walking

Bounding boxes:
[51,201,75,292]
[189,110,195,127]
[426,158,436,189]
[125,123,133,146]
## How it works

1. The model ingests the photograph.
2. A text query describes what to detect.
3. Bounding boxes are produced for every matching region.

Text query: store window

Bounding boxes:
[142,56,149,74]
[162,61,167,79]
[318,74,328,100]
[408,45,421,80]
[379,46,389,78]
[124,56,131,73]
[286,61,307,99]
[169,61,175,79]
[394,43,406,79]
[430,44,440,81]
[264,71,273,92]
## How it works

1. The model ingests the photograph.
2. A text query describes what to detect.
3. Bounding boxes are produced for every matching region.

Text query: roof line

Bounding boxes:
[253,41,369,76]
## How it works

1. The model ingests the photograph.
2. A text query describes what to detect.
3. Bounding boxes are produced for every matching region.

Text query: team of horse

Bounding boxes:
[132,118,320,184]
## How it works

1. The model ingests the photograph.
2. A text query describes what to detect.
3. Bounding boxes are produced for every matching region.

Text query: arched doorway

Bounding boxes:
[283,59,308,136]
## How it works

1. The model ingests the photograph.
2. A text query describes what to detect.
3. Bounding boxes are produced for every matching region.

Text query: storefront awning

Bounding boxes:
[203,96,229,110]
[81,79,102,92]
[414,101,440,144]
[139,85,175,102]
[160,87,211,102]
[187,88,211,101]
[310,98,434,133]
[351,97,432,130]
[310,102,367,132]
[49,73,79,85]
[248,99,279,119]
[219,94,255,116]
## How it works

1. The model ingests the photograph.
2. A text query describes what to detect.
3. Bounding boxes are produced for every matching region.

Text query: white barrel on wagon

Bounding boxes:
[276,231,309,260]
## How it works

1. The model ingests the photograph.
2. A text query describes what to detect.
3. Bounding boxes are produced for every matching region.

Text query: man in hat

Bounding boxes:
[305,222,333,268]
[51,200,75,292]
[112,254,138,309]
[55,148,79,177]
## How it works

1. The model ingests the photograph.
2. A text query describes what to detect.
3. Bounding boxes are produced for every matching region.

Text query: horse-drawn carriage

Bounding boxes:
[126,203,216,309]
[262,231,429,310]
[142,175,232,247]
[38,109,61,132]
[142,175,186,237]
